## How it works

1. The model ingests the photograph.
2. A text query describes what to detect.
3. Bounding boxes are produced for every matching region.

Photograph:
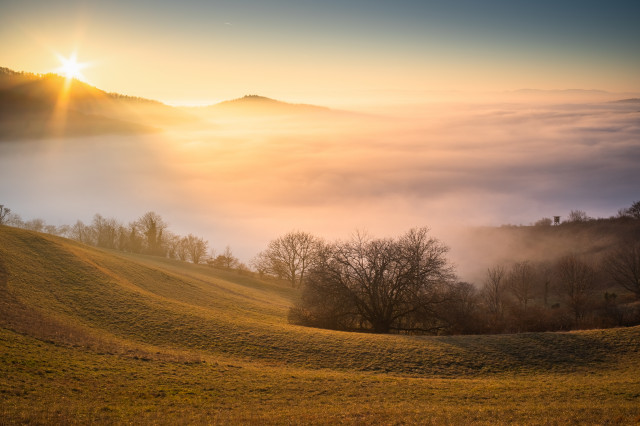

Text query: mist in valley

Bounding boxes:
[1,96,639,283]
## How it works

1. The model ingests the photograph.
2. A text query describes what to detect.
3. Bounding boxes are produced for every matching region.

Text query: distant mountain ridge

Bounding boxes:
[611,98,640,104]
[0,66,185,140]
[0,67,162,106]
[207,94,331,116]
[0,66,338,140]
[513,88,610,94]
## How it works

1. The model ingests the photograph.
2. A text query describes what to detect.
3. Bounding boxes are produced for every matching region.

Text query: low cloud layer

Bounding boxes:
[2,100,639,278]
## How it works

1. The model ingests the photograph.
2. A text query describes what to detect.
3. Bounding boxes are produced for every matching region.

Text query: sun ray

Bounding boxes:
[48,52,91,137]
[55,52,89,81]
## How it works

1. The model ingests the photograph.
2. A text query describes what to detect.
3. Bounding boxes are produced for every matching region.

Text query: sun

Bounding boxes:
[55,52,88,81]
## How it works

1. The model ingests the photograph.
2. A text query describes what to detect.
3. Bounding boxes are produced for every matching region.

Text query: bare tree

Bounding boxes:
[253,231,322,288]
[69,220,95,245]
[212,245,239,269]
[555,254,597,321]
[126,221,143,253]
[534,217,552,227]
[163,231,181,259]
[617,200,640,219]
[567,210,589,223]
[294,228,455,334]
[137,211,167,256]
[604,241,640,300]
[24,218,45,232]
[0,205,11,225]
[439,281,482,334]
[4,212,24,228]
[176,237,189,262]
[184,234,208,264]
[481,265,506,328]
[92,214,120,249]
[506,261,537,311]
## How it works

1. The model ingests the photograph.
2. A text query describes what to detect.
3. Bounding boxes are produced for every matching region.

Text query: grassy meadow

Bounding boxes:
[1,225,639,424]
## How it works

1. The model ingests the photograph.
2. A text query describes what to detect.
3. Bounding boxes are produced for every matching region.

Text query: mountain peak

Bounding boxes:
[211,94,329,116]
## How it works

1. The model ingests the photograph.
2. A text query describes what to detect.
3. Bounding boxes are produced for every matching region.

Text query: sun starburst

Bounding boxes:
[55,52,88,81]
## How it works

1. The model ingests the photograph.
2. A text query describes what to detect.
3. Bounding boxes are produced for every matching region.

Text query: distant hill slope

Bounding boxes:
[208,94,331,116]
[1,225,639,377]
[0,67,195,141]
[454,217,640,282]
[612,98,640,104]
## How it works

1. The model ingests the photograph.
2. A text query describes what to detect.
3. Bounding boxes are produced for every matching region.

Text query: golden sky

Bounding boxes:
[1,0,639,106]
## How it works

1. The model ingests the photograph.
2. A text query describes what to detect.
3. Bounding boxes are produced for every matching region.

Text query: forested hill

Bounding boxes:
[456,216,640,281]
[0,67,194,140]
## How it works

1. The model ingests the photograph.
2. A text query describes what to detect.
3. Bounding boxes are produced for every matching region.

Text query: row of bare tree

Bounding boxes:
[475,246,640,334]
[1,209,215,265]
[254,227,640,334]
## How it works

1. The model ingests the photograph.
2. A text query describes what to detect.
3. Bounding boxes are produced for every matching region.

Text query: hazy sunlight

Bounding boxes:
[55,52,87,81]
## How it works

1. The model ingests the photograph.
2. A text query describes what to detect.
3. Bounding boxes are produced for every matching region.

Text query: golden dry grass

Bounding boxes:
[1,225,639,424]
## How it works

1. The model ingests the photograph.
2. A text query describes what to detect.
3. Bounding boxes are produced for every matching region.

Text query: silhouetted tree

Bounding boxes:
[604,241,640,300]
[567,210,589,223]
[554,254,597,322]
[618,200,640,219]
[628,201,640,219]
[439,281,483,334]
[481,265,506,330]
[253,231,322,288]
[506,261,537,311]
[534,217,552,227]
[293,228,455,334]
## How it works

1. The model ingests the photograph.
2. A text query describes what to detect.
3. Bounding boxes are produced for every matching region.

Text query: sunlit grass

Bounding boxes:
[1,225,639,423]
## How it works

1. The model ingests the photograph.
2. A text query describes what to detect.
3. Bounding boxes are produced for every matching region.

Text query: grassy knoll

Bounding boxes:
[1,226,640,424]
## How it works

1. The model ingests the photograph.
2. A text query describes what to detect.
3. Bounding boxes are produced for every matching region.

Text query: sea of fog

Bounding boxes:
[1,100,638,281]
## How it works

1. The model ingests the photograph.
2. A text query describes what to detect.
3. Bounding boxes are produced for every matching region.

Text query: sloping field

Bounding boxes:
[1,225,639,424]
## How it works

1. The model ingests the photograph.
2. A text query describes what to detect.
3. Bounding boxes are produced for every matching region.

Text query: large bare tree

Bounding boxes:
[294,228,455,333]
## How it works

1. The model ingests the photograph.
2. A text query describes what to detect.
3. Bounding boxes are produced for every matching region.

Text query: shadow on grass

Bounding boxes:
[433,330,629,374]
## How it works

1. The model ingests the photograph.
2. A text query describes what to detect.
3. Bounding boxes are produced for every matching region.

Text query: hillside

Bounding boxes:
[1,225,639,423]
[0,67,344,141]
[454,217,640,283]
[208,95,331,116]
[0,67,195,140]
